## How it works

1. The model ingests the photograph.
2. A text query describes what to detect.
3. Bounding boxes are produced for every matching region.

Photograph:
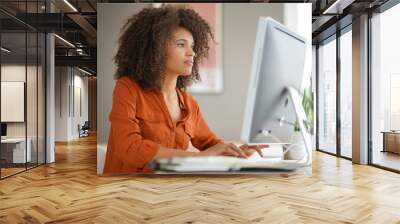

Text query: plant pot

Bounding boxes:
[285,131,306,160]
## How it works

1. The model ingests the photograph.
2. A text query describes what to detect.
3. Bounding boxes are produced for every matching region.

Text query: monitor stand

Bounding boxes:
[256,87,312,165]
[284,86,312,165]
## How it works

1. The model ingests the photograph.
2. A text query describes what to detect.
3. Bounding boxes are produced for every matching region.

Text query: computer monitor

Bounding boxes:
[150,17,312,173]
[241,17,311,160]
[1,123,7,138]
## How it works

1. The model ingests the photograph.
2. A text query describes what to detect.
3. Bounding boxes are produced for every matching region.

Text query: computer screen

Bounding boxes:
[1,123,7,137]
[241,17,307,145]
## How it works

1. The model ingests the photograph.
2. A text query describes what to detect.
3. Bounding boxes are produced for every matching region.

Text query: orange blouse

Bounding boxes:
[103,77,223,174]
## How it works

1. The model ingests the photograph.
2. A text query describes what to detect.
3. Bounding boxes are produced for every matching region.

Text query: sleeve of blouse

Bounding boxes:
[190,103,224,151]
[108,79,160,168]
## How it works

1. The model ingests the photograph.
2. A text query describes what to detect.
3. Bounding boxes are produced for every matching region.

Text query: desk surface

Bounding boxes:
[1,138,27,143]
[381,131,400,134]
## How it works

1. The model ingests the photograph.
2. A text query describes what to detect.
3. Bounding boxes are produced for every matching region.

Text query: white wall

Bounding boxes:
[1,65,26,81]
[55,66,69,141]
[97,3,152,144]
[73,73,89,137]
[54,67,89,141]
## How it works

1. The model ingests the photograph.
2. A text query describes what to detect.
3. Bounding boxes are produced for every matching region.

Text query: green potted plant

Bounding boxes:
[294,87,314,134]
[285,86,314,160]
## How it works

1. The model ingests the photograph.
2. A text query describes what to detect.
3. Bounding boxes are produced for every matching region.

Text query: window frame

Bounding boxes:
[315,24,353,161]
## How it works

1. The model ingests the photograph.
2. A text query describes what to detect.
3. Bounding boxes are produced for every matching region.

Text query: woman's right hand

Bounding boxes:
[199,143,248,158]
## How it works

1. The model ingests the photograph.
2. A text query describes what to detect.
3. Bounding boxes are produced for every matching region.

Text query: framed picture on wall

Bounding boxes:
[1,81,25,122]
[154,3,223,94]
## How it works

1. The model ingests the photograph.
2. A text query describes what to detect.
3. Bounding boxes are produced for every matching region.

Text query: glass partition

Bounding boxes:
[1,30,28,177]
[317,36,337,155]
[0,1,46,179]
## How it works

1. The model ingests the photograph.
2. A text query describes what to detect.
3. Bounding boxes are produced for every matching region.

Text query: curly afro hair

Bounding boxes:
[113,5,214,91]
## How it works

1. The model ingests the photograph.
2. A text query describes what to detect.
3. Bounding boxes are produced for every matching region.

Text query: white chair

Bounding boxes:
[97,143,107,174]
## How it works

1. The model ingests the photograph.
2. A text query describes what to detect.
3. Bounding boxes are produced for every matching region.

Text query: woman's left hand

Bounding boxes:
[239,144,269,157]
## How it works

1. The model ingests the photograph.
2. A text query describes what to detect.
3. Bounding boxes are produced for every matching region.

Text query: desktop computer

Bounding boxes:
[240,17,312,165]
[152,17,312,172]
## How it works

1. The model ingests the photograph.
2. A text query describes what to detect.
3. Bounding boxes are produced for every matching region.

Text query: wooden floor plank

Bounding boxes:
[0,134,400,223]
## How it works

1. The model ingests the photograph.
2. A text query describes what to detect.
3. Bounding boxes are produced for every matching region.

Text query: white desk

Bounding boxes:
[1,138,31,163]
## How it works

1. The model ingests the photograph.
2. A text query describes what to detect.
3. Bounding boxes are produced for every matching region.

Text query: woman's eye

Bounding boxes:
[177,43,185,47]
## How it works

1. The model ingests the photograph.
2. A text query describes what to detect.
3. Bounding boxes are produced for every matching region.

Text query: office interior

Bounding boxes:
[0,0,97,179]
[1,0,400,222]
[313,0,400,172]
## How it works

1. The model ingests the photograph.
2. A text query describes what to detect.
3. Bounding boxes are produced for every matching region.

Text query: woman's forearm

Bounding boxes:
[152,146,200,160]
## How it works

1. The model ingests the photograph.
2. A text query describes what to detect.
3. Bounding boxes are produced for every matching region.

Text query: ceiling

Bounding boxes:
[0,0,97,75]
[0,0,395,75]
[311,0,390,43]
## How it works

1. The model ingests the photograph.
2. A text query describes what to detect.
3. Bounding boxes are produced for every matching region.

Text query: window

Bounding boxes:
[371,2,400,171]
[339,28,352,158]
[317,37,337,155]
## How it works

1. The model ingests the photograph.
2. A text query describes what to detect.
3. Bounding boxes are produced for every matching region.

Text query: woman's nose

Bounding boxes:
[187,47,195,57]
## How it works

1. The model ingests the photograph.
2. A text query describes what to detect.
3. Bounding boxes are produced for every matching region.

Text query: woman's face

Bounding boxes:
[164,27,196,77]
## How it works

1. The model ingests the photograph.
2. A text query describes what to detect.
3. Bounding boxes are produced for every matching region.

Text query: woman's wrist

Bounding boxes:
[153,146,200,159]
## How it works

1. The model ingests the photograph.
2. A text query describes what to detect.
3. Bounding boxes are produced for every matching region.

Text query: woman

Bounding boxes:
[104,5,266,174]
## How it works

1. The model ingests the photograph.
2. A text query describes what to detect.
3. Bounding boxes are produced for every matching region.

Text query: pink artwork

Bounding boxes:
[188,4,223,93]
[163,3,223,93]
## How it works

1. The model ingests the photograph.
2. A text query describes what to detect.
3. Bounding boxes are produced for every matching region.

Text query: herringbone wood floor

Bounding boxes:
[1,135,400,223]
